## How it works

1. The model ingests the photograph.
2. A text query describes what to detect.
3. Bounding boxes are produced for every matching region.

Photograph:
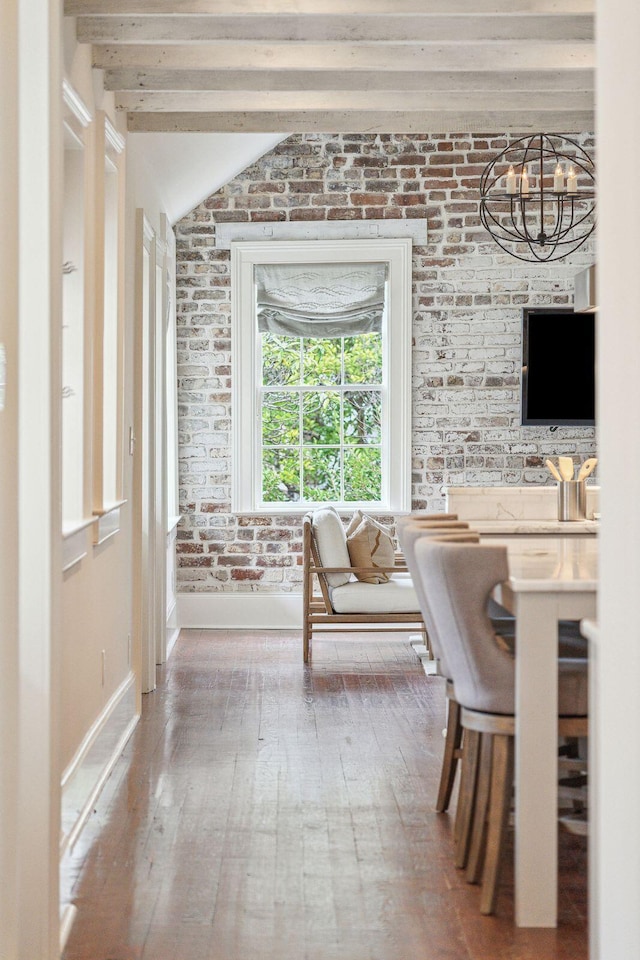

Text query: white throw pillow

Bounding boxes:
[312,508,352,587]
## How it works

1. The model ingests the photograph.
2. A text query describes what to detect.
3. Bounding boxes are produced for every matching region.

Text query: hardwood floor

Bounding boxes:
[61,630,587,960]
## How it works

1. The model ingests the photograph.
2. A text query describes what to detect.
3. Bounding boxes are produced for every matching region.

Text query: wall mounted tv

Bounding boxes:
[521,307,596,426]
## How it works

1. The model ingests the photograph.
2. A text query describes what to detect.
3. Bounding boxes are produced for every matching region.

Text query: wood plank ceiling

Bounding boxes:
[65,0,595,134]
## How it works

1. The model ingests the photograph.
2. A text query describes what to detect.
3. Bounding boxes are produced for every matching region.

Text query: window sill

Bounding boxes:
[167,514,181,534]
[62,517,95,572]
[93,500,127,546]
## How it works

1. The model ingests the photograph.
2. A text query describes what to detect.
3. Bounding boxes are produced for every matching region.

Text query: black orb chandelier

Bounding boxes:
[479,133,596,263]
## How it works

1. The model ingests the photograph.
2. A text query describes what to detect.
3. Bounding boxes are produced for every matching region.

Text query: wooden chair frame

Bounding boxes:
[302,513,426,662]
[458,709,588,916]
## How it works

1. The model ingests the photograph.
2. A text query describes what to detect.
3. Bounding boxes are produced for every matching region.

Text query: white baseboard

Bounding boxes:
[60,903,78,953]
[178,592,302,629]
[166,625,181,656]
[177,592,424,634]
[60,671,139,857]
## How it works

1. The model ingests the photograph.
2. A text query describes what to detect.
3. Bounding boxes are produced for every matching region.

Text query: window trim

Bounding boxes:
[231,238,412,514]
[61,81,92,545]
[92,112,126,536]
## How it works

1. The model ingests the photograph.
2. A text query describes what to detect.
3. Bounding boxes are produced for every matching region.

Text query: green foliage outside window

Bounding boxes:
[261,332,383,504]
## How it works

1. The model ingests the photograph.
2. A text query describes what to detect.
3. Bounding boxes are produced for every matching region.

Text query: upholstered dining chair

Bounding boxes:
[412,539,588,915]
[397,512,460,523]
[397,523,481,814]
[398,515,587,652]
[396,522,531,823]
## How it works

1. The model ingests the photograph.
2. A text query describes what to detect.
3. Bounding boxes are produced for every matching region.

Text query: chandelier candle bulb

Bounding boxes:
[567,166,577,193]
[554,163,565,192]
[520,167,529,196]
[506,165,517,194]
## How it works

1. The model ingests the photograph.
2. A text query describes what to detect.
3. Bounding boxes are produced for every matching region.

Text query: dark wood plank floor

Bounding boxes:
[61,630,587,960]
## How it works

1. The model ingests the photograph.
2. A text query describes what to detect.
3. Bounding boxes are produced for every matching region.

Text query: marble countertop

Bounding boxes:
[501,536,598,591]
[469,519,599,535]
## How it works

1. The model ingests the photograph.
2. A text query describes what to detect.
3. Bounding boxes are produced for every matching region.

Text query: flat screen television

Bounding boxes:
[521,307,596,426]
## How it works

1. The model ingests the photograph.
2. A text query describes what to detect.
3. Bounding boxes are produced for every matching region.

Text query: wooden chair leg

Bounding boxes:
[302,547,311,662]
[454,728,480,869]
[466,732,493,884]
[480,733,514,916]
[303,617,310,663]
[436,696,463,813]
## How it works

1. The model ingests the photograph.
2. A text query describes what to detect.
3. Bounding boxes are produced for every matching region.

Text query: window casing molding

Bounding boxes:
[92,111,126,538]
[61,82,92,544]
[231,238,412,514]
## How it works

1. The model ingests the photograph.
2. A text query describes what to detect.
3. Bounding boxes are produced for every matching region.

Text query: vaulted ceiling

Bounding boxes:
[66,0,595,134]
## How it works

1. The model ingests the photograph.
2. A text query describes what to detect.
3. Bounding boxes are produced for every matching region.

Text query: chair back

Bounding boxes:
[397,523,479,679]
[413,539,515,715]
[395,516,466,537]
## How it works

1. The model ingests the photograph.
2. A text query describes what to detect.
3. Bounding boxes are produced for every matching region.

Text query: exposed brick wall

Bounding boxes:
[175,132,596,594]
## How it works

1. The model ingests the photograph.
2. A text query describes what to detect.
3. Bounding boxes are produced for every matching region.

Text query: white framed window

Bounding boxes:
[232,239,412,513]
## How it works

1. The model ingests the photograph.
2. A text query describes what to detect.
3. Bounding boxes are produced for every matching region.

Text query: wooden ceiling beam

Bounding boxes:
[117,89,593,114]
[69,2,595,135]
[77,14,593,44]
[66,1,595,17]
[93,41,594,72]
[103,67,595,93]
[126,108,594,133]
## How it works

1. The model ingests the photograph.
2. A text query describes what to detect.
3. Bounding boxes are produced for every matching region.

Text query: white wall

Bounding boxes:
[59,26,136,787]
[0,4,20,956]
[0,1,65,956]
[129,132,286,225]
[593,2,640,956]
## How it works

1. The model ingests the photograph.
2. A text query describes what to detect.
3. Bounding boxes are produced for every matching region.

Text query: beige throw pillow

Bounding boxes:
[346,514,395,584]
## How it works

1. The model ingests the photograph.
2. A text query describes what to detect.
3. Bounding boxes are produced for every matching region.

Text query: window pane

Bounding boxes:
[302,391,340,444]
[303,337,342,385]
[262,448,300,502]
[303,447,341,501]
[344,333,383,384]
[344,447,382,501]
[344,390,381,445]
[262,391,299,445]
[261,333,300,386]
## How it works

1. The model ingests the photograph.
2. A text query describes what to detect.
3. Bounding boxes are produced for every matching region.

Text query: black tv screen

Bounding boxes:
[521,308,596,426]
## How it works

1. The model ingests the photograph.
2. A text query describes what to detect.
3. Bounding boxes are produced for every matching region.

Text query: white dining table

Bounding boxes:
[492,535,598,927]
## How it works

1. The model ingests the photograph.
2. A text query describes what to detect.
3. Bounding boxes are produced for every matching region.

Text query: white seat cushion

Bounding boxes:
[312,507,352,587]
[330,574,420,614]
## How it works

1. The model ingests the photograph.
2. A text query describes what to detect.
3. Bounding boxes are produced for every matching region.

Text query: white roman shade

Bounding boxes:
[255,262,387,338]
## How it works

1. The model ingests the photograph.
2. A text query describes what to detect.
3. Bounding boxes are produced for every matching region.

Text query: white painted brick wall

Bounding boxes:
[175,132,597,594]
